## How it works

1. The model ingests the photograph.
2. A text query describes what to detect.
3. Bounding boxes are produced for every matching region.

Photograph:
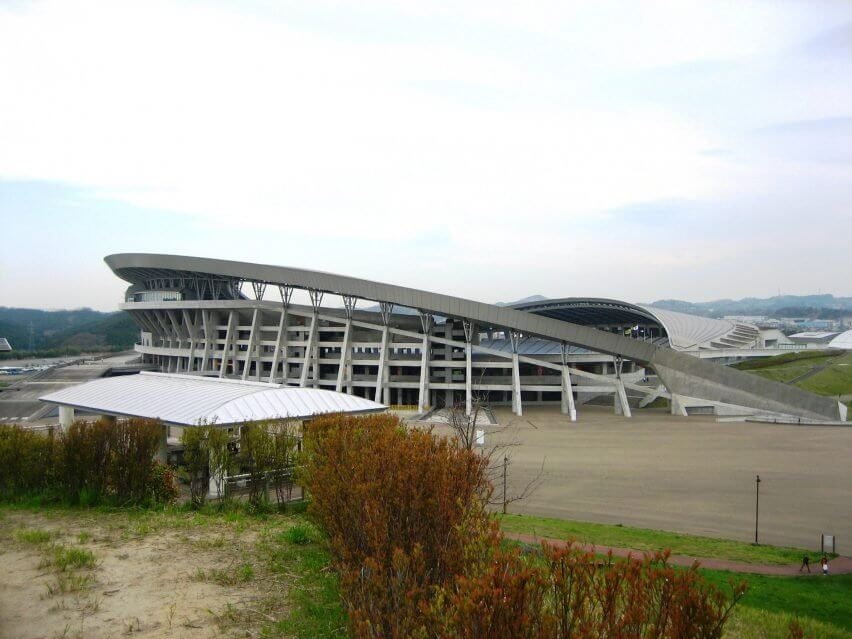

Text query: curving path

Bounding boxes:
[505,532,852,576]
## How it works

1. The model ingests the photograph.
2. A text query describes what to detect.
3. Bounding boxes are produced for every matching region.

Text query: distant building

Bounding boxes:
[828,329,852,350]
[0,338,11,352]
[789,331,840,346]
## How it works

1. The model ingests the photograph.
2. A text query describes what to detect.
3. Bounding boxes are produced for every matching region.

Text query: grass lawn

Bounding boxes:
[498,513,823,565]
[733,350,852,398]
[702,569,852,637]
[799,352,852,397]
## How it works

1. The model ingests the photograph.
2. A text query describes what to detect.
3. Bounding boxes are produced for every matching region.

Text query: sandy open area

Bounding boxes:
[0,509,284,639]
[463,406,852,553]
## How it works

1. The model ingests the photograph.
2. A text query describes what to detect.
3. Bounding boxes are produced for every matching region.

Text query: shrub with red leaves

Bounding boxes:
[302,413,745,639]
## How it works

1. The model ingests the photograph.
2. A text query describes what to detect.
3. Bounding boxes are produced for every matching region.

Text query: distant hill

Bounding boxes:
[646,295,852,318]
[0,307,138,353]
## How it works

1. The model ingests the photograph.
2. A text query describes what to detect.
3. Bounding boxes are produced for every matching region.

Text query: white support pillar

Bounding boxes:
[200,310,212,373]
[336,319,352,392]
[300,314,318,387]
[510,330,523,416]
[560,343,577,421]
[156,424,169,464]
[154,311,176,350]
[670,393,689,417]
[301,289,323,388]
[375,324,389,403]
[182,310,197,372]
[337,295,357,393]
[375,302,393,404]
[417,313,432,413]
[242,308,260,381]
[613,356,632,418]
[270,286,294,384]
[462,319,474,416]
[219,311,236,378]
[613,380,632,417]
[59,405,75,431]
[269,310,287,383]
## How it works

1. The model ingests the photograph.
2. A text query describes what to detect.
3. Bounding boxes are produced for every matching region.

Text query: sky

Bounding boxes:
[0,0,850,312]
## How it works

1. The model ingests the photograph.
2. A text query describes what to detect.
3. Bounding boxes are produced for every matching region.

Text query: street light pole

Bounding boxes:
[754,474,761,545]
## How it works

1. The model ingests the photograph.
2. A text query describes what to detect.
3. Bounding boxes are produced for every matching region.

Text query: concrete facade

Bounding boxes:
[104,253,846,422]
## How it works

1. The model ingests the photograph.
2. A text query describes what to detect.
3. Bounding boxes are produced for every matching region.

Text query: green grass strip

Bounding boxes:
[700,569,852,634]
[499,513,817,565]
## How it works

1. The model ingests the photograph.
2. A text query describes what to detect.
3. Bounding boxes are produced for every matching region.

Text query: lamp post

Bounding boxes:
[754,474,761,545]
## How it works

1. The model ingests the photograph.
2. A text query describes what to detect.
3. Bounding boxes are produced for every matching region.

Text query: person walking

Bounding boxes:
[821,556,829,575]
[799,555,810,573]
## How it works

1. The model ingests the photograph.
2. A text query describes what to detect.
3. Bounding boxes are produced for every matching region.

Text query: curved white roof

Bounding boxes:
[637,305,749,350]
[40,372,385,425]
[828,329,852,350]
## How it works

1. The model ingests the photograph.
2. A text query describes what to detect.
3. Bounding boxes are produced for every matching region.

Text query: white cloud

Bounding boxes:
[0,0,850,308]
[0,0,715,242]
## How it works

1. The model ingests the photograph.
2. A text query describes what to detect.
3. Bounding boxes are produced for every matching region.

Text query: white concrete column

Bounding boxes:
[59,405,75,431]
[465,341,473,415]
[512,352,522,416]
[156,424,169,464]
[200,310,212,373]
[375,324,389,404]
[336,318,352,393]
[510,330,522,416]
[269,309,287,383]
[561,366,577,421]
[463,319,474,416]
[242,308,260,381]
[670,393,689,417]
[613,380,632,417]
[417,314,432,413]
[300,314,318,387]
[219,311,236,378]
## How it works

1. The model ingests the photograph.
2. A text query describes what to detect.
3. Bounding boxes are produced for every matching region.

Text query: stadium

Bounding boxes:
[105,253,847,423]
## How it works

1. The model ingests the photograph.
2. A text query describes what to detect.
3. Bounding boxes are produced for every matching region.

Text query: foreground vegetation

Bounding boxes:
[0,419,177,506]
[3,413,850,637]
[303,413,751,638]
[2,502,849,638]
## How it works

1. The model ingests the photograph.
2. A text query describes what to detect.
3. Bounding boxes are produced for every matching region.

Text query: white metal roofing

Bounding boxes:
[637,306,745,350]
[828,329,852,350]
[789,331,840,340]
[40,372,386,425]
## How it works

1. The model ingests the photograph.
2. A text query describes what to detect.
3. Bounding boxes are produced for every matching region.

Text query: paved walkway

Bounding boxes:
[506,533,852,576]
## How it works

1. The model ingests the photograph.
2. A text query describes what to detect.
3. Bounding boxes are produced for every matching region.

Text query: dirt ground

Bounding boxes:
[463,406,852,553]
[0,509,280,639]
[436,406,852,555]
